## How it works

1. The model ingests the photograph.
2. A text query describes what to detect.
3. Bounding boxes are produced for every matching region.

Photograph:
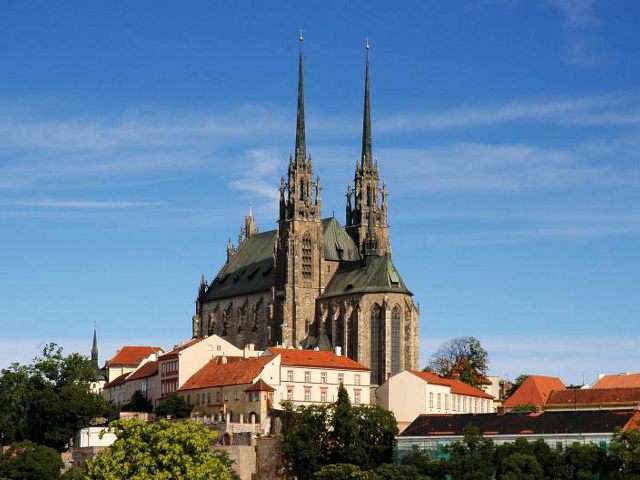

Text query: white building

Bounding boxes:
[377,370,494,429]
[75,427,117,448]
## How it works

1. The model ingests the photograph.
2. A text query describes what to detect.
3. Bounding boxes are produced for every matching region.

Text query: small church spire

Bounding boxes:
[361,39,373,167]
[294,31,306,161]
[91,325,99,372]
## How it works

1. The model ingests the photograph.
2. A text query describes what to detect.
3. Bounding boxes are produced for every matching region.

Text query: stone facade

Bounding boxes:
[193,40,420,385]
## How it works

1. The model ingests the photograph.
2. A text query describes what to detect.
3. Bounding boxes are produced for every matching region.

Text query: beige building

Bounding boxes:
[158,335,251,399]
[191,41,419,386]
[377,370,494,429]
[103,345,163,383]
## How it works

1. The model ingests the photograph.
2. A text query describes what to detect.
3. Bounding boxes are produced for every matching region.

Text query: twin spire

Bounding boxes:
[293,35,373,165]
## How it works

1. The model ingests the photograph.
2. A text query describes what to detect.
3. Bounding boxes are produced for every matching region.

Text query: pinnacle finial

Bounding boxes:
[294,31,306,161]
[298,28,304,42]
[361,39,373,167]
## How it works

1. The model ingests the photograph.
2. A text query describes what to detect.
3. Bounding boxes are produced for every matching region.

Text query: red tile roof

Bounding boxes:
[592,373,640,389]
[546,387,640,408]
[245,379,275,392]
[411,371,494,399]
[625,412,640,431]
[159,338,205,359]
[503,375,565,408]
[106,346,163,367]
[126,360,159,381]
[106,372,129,388]
[267,348,370,371]
[180,355,275,391]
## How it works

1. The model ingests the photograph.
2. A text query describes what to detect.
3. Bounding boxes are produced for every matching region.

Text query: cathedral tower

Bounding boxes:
[275,34,324,347]
[346,42,390,256]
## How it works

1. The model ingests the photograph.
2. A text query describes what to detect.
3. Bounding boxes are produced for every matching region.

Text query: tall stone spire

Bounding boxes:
[294,32,306,161]
[91,325,99,372]
[361,39,372,166]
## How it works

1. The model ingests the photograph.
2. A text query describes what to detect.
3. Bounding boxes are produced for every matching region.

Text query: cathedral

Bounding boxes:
[192,39,420,385]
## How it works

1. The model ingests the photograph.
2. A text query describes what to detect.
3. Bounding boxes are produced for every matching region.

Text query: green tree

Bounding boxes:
[85,419,233,480]
[281,402,329,479]
[311,463,378,480]
[511,402,537,413]
[374,463,431,480]
[122,390,153,412]
[427,337,489,386]
[353,405,398,468]
[0,441,63,480]
[154,392,192,419]
[401,452,447,479]
[329,385,367,466]
[563,442,606,480]
[0,344,107,451]
[498,452,544,480]
[608,428,640,478]
[446,425,495,480]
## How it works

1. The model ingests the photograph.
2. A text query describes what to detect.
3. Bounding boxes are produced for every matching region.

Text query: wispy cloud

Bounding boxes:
[548,0,601,66]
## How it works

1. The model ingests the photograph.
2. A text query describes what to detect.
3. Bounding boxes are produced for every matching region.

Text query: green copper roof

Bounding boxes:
[204,230,277,301]
[322,217,361,262]
[320,255,412,298]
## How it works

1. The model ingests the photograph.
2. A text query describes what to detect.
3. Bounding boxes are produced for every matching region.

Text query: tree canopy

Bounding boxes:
[154,392,192,419]
[427,337,489,387]
[85,419,234,480]
[0,441,64,480]
[0,343,107,451]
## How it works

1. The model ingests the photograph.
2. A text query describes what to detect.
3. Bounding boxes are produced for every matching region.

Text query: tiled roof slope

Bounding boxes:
[321,255,411,298]
[126,360,159,381]
[159,338,204,359]
[503,375,565,408]
[106,346,163,367]
[180,355,275,391]
[322,217,361,261]
[547,387,640,407]
[106,372,129,388]
[400,410,640,438]
[411,371,494,399]
[245,379,275,392]
[592,373,640,389]
[268,347,370,371]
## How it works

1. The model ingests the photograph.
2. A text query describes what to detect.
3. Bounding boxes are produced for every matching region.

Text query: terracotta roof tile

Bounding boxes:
[126,360,159,381]
[503,375,565,408]
[267,348,369,371]
[180,355,275,391]
[411,371,494,399]
[159,338,204,359]
[592,373,640,389]
[245,379,275,392]
[547,387,640,407]
[106,372,129,388]
[106,346,163,367]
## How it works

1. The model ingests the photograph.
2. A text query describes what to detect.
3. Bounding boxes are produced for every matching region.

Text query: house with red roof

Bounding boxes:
[377,370,494,429]
[502,375,565,410]
[545,387,640,411]
[104,345,163,383]
[591,373,640,389]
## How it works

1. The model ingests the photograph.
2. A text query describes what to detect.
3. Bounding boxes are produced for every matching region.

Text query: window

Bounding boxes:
[207,392,211,404]
[437,393,441,409]
[320,390,327,402]
[216,391,221,402]
[235,391,239,401]
[187,394,191,405]
[287,370,294,382]
[370,304,384,384]
[445,394,450,410]
[304,388,311,401]
[355,374,361,386]
[302,235,312,280]
[224,392,228,402]
[217,345,221,351]
[429,392,434,409]
[304,371,311,382]
[196,393,200,404]
[474,398,478,412]
[287,388,293,401]
[463,397,467,412]
[321,372,327,384]
[391,306,402,374]
[338,373,344,385]
[354,390,361,405]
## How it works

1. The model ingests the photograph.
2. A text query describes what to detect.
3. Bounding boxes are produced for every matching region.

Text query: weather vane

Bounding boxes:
[298,28,304,42]
[366,36,370,49]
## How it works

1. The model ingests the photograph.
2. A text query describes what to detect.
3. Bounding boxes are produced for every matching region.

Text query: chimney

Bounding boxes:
[335,346,342,357]
[221,355,227,364]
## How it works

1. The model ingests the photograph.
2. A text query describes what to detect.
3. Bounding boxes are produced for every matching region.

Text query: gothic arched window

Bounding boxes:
[391,306,402,374]
[370,304,384,385]
[302,234,312,280]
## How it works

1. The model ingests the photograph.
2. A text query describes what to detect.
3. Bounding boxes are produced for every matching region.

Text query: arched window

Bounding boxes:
[370,304,384,385]
[391,306,402,374]
[302,234,312,280]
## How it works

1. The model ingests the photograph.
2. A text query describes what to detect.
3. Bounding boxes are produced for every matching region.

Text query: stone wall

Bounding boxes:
[216,445,256,480]
[254,437,286,480]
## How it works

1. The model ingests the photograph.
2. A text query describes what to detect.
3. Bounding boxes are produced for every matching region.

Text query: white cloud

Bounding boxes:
[547,0,601,66]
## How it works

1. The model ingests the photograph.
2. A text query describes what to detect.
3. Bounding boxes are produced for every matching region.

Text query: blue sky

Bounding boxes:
[1,0,639,384]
